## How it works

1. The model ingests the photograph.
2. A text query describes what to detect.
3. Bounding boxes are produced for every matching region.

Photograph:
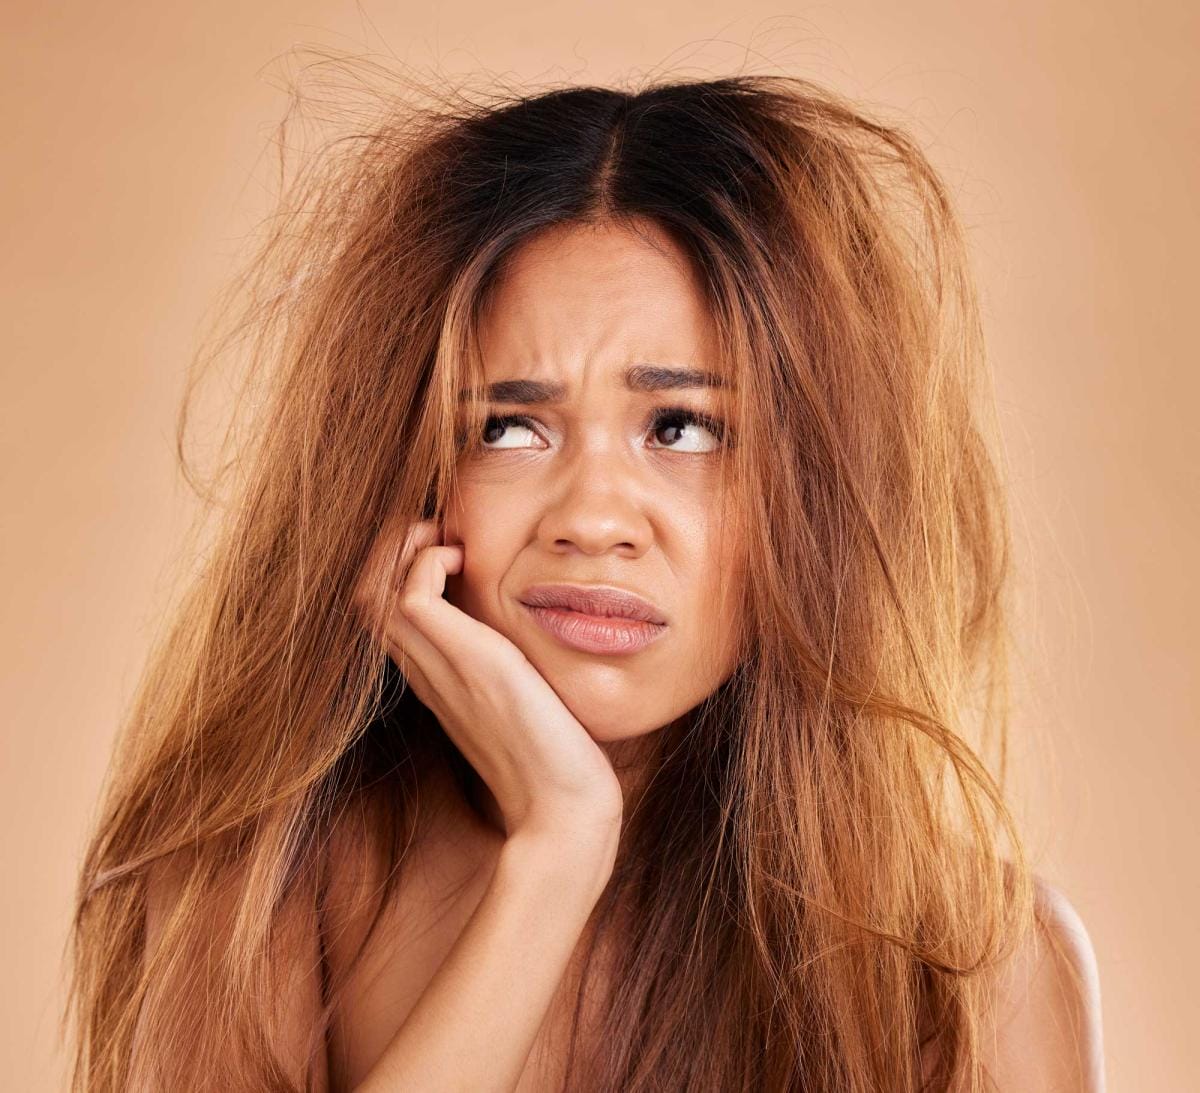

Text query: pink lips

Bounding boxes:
[519,584,668,655]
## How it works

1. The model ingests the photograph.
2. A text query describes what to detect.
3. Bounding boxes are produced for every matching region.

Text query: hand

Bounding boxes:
[352,517,624,851]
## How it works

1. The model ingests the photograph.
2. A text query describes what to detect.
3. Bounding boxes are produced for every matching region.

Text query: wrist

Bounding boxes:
[500,819,619,901]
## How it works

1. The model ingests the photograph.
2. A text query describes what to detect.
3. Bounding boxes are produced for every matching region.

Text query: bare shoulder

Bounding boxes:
[977,874,1106,1091]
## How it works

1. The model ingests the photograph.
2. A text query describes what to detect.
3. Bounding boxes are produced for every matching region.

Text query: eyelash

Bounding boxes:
[476,406,729,452]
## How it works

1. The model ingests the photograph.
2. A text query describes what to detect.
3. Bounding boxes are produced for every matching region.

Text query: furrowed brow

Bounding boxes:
[626,363,728,393]
[458,363,728,403]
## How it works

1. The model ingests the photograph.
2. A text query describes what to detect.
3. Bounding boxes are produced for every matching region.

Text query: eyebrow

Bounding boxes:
[458,363,728,404]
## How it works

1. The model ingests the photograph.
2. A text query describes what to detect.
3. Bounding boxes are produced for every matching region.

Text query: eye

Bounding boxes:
[646,407,727,453]
[478,413,544,449]
[473,407,729,453]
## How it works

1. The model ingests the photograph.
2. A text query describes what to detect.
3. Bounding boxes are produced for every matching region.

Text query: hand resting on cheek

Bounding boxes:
[352,516,625,858]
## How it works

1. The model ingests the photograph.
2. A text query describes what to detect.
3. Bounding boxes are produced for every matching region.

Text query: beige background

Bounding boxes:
[3,2,1196,1089]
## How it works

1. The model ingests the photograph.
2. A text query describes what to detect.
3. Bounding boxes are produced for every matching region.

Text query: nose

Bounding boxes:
[534,443,654,558]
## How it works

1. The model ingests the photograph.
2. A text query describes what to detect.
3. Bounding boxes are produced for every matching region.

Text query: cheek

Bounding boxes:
[442,475,504,553]
[692,509,747,654]
[441,483,520,620]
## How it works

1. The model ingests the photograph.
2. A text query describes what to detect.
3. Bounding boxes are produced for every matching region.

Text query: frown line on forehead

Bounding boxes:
[458,363,730,404]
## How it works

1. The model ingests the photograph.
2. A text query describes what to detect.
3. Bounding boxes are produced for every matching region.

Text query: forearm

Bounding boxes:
[350,828,614,1093]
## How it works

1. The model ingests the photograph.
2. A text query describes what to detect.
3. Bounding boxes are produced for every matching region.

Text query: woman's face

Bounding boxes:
[443,218,745,746]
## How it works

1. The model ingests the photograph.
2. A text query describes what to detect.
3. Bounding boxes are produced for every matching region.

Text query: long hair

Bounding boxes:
[64,55,1036,1092]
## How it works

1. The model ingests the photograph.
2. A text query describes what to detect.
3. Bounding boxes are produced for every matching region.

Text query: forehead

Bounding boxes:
[473,219,724,389]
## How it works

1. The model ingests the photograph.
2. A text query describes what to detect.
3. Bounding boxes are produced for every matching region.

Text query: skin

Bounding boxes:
[339,217,1106,1091]
[329,217,751,1090]
[441,216,747,829]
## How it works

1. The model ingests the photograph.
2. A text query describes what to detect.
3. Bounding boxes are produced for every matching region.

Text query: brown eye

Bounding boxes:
[472,408,729,454]
[479,414,543,449]
[647,407,727,453]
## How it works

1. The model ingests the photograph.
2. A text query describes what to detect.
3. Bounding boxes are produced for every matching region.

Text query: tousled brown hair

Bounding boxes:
[64,52,1035,1092]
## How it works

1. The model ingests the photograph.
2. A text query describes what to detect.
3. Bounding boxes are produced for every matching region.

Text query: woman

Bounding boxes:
[65,68,1104,1091]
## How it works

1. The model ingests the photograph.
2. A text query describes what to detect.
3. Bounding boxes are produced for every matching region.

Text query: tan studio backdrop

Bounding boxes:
[2,2,1196,1089]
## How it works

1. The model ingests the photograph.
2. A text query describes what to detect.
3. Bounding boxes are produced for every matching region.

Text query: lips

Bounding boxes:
[518,584,667,625]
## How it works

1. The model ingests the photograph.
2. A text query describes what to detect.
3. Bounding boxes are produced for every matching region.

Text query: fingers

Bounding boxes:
[352,518,439,637]
[398,543,464,618]
[394,542,531,684]
[354,516,473,705]
[355,515,520,733]
[400,517,443,559]
[387,543,464,689]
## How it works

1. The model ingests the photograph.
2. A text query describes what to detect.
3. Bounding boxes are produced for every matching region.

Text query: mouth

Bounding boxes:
[518,584,667,624]
[518,584,668,656]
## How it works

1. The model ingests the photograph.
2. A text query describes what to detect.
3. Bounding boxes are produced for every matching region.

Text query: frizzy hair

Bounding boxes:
[63,52,1036,1092]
